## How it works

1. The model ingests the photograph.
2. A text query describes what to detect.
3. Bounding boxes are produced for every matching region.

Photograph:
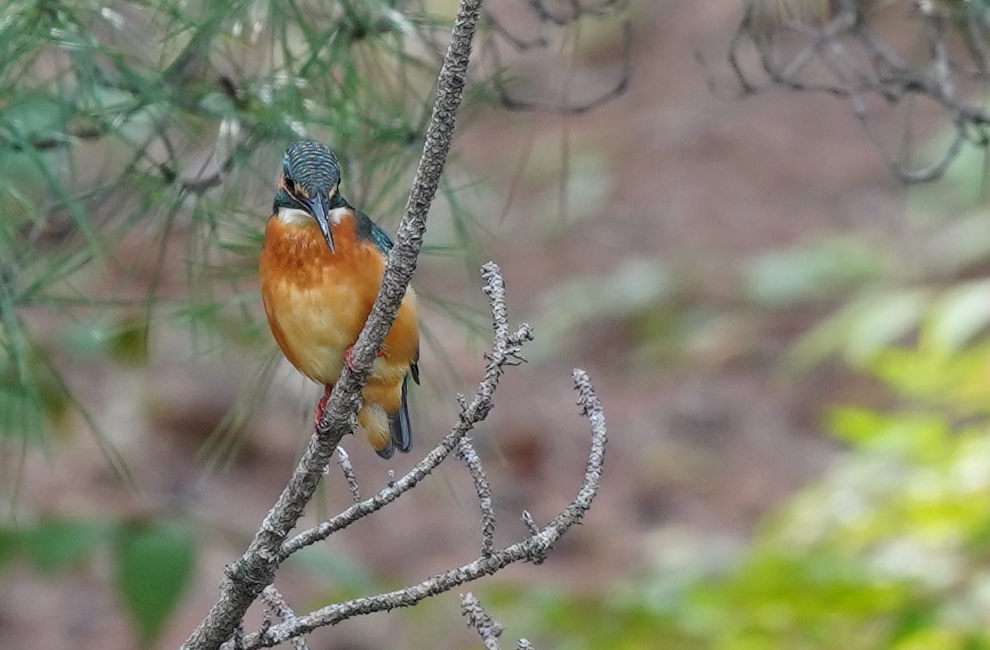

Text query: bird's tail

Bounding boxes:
[379,374,413,459]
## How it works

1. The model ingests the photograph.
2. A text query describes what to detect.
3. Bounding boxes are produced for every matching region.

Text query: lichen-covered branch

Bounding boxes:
[460,592,538,650]
[461,593,505,650]
[180,0,617,647]
[334,448,361,504]
[280,262,532,557]
[178,2,483,648]
[259,587,308,650]
[457,438,496,558]
[238,368,607,649]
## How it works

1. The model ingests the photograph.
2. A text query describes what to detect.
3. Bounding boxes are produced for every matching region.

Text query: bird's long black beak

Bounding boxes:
[306,193,335,252]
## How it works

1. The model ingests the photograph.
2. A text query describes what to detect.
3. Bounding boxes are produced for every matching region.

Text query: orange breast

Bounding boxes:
[259,213,418,389]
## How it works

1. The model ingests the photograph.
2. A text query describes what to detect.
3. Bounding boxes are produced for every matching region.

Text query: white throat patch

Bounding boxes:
[276,206,350,226]
[277,207,313,225]
[326,207,349,226]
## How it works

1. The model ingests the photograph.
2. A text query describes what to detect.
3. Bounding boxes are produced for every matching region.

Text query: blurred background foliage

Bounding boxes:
[0,0,482,643]
[0,0,492,451]
[492,312,990,649]
[462,155,990,648]
[12,0,990,648]
[468,1,990,647]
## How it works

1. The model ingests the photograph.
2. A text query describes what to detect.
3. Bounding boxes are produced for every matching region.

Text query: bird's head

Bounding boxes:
[274,140,346,252]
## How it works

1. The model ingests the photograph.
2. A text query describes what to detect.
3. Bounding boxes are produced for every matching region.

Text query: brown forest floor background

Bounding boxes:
[0,1,934,648]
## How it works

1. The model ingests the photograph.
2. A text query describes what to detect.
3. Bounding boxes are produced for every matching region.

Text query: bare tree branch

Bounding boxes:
[259,587,308,650]
[460,591,538,650]
[178,1,483,647]
[178,0,618,647]
[334,448,361,504]
[520,509,540,536]
[461,592,505,650]
[238,367,607,649]
[720,0,990,183]
[457,438,497,558]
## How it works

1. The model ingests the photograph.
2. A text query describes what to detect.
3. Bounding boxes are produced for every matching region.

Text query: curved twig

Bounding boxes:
[240,368,607,649]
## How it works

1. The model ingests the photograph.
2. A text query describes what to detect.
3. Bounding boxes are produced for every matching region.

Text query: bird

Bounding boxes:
[259,141,419,458]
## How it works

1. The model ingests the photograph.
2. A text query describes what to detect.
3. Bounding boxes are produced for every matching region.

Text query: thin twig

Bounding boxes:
[240,368,607,649]
[456,438,496,557]
[461,592,503,650]
[335,448,361,504]
[258,587,309,650]
[520,510,540,536]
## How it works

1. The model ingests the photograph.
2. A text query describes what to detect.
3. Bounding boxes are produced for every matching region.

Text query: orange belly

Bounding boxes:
[259,214,419,398]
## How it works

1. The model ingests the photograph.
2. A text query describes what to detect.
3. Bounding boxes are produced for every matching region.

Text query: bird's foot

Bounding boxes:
[314,384,333,427]
[343,344,385,372]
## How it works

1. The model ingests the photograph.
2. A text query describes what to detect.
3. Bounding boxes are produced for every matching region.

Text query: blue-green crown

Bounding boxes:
[282,141,341,194]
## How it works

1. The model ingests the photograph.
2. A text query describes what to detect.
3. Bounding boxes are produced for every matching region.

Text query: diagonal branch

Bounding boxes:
[178,2,483,649]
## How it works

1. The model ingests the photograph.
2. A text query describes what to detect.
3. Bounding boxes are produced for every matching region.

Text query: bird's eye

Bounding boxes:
[283,176,297,194]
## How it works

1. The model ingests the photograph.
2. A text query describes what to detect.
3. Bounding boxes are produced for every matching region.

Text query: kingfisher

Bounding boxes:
[259,141,419,458]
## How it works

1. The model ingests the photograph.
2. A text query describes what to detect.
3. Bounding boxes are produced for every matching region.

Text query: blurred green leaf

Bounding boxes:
[0,342,71,442]
[789,289,931,369]
[926,280,990,352]
[115,521,196,647]
[108,318,150,366]
[63,317,150,366]
[827,405,951,462]
[2,93,65,143]
[868,342,990,411]
[533,257,678,358]
[840,290,928,365]
[482,583,700,650]
[29,518,115,573]
[827,406,889,446]
[744,237,883,307]
[926,212,990,274]
[0,524,22,573]
[689,550,918,650]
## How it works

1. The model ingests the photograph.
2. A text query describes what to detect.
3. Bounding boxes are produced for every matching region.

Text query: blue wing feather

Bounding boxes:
[355,208,415,458]
[385,374,414,456]
[354,209,393,255]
